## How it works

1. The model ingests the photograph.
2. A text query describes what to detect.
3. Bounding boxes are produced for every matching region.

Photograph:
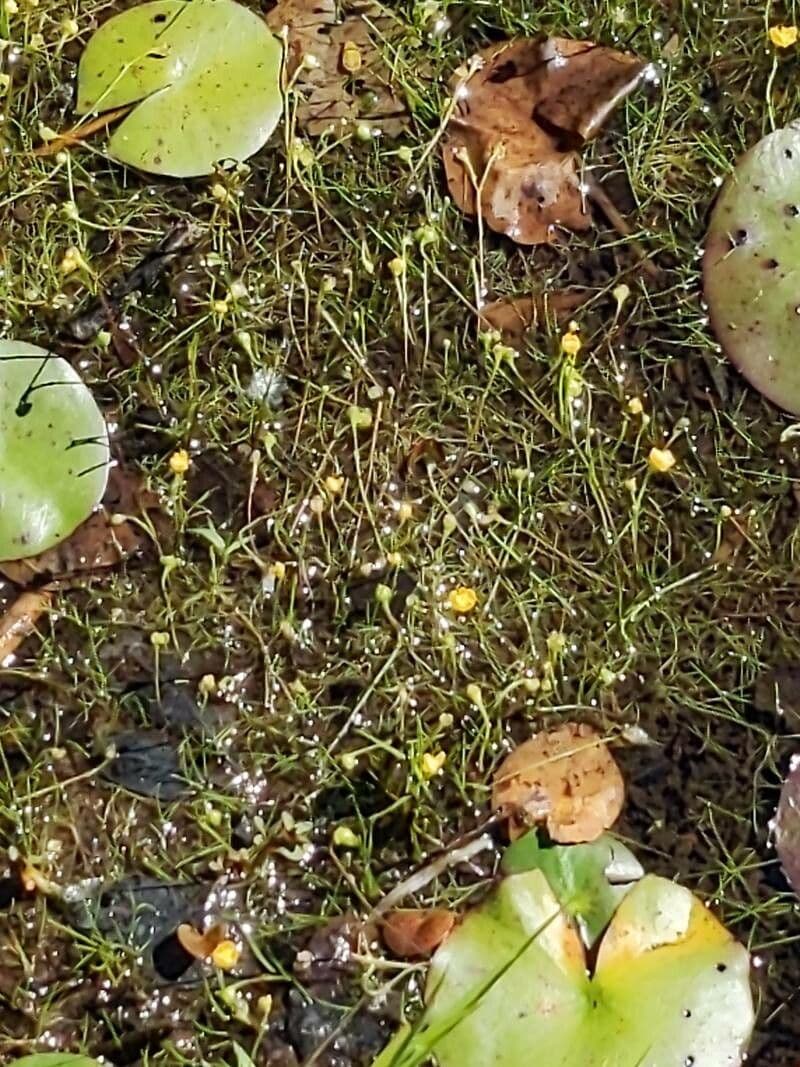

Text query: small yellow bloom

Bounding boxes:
[333,826,361,848]
[648,446,676,473]
[59,246,88,275]
[465,683,484,707]
[325,475,345,495]
[341,40,362,72]
[269,560,286,581]
[386,551,403,567]
[560,327,582,357]
[448,586,478,614]
[627,396,644,415]
[388,256,406,277]
[421,751,446,778]
[770,24,798,48]
[211,939,241,970]
[198,674,217,696]
[397,501,414,523]
[169,449,191,475]
[211,298,229,315]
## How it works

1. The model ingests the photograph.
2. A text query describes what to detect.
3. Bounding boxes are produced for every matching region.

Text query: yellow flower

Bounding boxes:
[211,940,241,970]
[560,327,582,357]
[770,24,798,48]
[647,446,676,473]
[169,449,191,475]
[421,751,446,778]
[325,474,344,495]
[448,586,478,614]
[333,826,361,848]
[341,40,362,72]
[627,396,644,415]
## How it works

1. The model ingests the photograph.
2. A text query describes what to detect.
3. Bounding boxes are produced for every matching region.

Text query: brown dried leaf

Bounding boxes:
[401,436,446,478]
[443,38,646,245]
[176,922,225,960]
[0,589,53,663]
[266,0,408,137]
[382,909,456,958]
[479,289,590,346]
[491,723,624,843]
[0,466,158,585]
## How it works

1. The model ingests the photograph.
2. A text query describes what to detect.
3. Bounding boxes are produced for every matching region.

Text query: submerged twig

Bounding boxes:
[67,223,204,341]
[585,174,661,280]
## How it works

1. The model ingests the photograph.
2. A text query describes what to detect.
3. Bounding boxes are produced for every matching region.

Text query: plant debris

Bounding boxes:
[266,0,408,137]
[479,290,590,345]
[0,588,53,664]
[491,723,625,842]
[381,909,456,959]
[442,37,647,245]
[101,730,189,800]
[68,224,204,343]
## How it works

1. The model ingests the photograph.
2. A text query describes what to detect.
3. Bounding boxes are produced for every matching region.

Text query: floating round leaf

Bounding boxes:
[418,872,753,1067]
[0,342,109,562]
[704,122,800,414]
[774,753,800,895]
[76,0,283,177]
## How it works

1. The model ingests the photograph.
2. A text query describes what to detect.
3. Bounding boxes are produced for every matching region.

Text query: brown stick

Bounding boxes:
[34,105,133,157]
[586,174,662,281]
[0,589,53,662]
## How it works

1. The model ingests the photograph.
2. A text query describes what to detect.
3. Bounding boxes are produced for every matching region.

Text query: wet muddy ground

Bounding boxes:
[3,0,800,1064]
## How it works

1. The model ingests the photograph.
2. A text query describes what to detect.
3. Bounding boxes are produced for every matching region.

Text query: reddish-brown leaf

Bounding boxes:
[382,909,456,958]
[479,290,590,346]
[491,723,624,843]
[443,37,646,245]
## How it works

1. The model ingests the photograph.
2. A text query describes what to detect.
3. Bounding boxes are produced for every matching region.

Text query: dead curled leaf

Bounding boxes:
[479,289,590,346]
[0,589,53,663]
[176,922,226,960]
[382,909,456,958]
[266,0,408,137]
[0,466,158,586]
[442,37,646,245]
[491,723,624,843]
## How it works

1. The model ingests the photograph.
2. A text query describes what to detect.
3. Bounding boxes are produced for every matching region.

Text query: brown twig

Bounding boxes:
[586,173,662,281]
[33,105,132,157]
[0,589,54,663]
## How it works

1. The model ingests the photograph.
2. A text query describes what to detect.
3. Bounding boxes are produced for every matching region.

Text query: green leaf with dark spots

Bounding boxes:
[704,122,800,414]
[76,0,283,177]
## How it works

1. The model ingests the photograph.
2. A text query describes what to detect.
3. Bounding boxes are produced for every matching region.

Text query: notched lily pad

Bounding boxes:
[416,872,754,1067]
[76,0,283,177]
[501,831,643,946]
[0,342,109,562]
[704,122,800,414]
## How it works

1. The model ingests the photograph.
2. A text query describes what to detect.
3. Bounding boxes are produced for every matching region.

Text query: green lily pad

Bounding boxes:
[392,872,752,1067]
[501,831,643,946]
[704,122,800,414]
[0,342,109,561]
[76,0,283,177]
